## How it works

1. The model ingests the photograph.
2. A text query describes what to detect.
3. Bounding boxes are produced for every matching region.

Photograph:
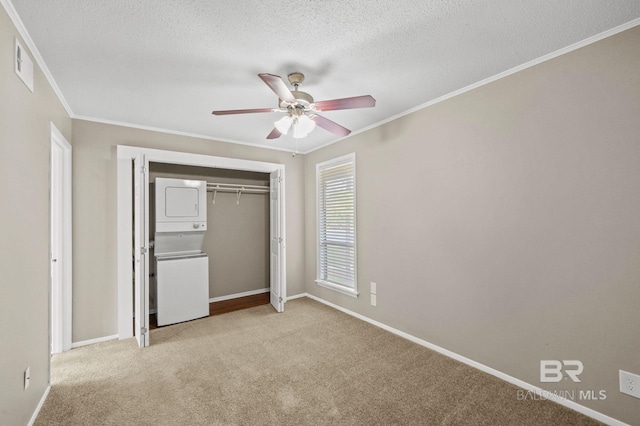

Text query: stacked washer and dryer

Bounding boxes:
[154,178,210,326]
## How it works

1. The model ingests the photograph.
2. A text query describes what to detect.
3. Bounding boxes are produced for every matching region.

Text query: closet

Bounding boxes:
[148,162,270,321]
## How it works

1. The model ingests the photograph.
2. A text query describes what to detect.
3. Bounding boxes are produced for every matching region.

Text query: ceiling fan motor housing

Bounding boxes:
[278,72,314,110]
[279,90,314,110]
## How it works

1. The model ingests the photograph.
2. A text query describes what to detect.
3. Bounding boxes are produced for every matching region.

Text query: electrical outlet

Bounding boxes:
[24,367,30,390]
[619,370,640,399]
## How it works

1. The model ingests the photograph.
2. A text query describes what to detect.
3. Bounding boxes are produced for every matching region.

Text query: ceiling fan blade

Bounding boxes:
[266,128,282,139]
[211,108,275,115]
[258,73,297,104]
[314,95,376,111]
[310,114,351,137]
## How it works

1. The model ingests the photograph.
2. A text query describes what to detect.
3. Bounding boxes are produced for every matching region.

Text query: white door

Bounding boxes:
[49,125,72,354]
[270,169,285,312]
[50,141,63,354]
[133,154,150,347]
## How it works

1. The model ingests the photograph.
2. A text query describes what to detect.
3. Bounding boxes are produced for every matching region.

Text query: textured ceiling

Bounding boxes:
[9,0,640,153]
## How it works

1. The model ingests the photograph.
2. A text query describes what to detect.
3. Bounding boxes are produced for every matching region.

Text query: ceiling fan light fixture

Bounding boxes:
[293,114,316,138]
[274,115,293,135]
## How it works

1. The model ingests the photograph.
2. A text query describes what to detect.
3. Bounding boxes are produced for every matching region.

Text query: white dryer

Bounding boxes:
[154,178,209,326]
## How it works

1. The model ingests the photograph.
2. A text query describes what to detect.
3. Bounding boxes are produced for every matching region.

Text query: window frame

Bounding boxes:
[315,153,358,297]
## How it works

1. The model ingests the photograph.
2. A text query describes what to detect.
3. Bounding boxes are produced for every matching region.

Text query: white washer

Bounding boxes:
[155,253,209,326]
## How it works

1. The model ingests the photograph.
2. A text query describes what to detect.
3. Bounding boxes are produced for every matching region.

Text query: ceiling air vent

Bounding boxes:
[14,38,34,92]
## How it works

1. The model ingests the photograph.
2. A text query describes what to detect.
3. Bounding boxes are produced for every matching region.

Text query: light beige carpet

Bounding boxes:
[36,298,601,425]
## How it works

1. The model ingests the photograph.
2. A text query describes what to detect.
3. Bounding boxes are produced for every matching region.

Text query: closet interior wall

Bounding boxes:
[149,162,270,310]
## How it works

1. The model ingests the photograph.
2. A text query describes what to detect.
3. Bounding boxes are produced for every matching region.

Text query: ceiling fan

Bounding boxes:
[212,72,375,139]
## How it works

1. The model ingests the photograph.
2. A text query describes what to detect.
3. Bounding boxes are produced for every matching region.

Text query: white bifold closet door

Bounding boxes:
[133,154,150,347]
[270,169,285,312]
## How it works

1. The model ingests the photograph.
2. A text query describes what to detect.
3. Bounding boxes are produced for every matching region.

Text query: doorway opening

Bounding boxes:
[116,146,286,347]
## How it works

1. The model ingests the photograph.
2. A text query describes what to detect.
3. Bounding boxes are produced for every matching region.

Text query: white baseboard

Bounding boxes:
[286,293,307,301]
[71,334,119,349]
[302,293,627,426]
[209,287,269,303]
[28,384,50,426]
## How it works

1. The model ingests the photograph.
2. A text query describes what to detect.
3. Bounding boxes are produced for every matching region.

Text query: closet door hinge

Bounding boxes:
[278,177,282,183]
[279,297,283,303]
[278,237,282,244]
[141,327,148,335]
[141,166,147,174]
[141,247,147,254]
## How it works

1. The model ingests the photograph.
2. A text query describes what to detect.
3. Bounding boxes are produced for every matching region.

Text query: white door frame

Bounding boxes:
[116,145,286,340]
[50,122,72,353]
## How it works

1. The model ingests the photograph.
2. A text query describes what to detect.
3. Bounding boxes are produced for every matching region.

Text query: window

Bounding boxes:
[316,153,358,297]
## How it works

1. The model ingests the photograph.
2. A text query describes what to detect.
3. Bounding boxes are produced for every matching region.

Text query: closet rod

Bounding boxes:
[206,183,269,195]
[206,182,269,190]
[207,182,269,204]
[206,188,268,194]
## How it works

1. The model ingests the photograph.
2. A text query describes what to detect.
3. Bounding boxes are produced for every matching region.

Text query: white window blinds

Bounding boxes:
[316,154,357,295]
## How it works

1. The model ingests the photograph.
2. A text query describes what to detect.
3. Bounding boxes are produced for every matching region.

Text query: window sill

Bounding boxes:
[315,280,359,298]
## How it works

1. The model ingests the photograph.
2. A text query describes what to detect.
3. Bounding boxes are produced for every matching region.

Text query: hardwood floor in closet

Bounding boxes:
[149,292,270,330]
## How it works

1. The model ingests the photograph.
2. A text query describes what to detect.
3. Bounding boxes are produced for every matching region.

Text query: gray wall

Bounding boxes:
[0,6,72,425]
[149,164,270,304]
[304,26,640,424]
[71,119,305,342]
